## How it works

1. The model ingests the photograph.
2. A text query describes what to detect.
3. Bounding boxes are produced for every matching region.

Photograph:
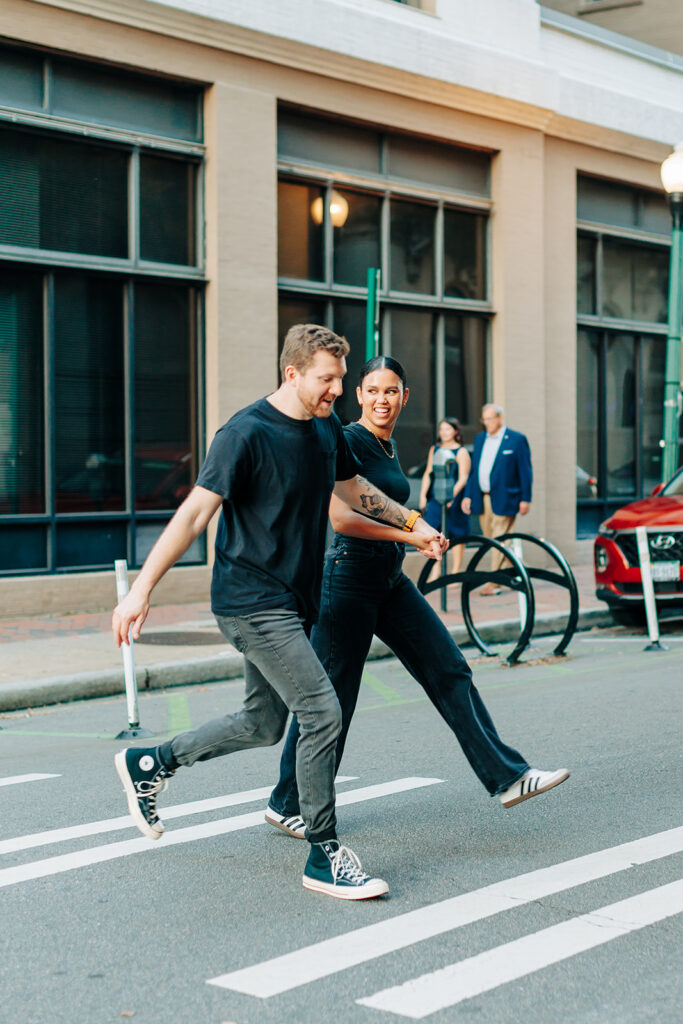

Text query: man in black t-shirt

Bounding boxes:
[113,324,445,901]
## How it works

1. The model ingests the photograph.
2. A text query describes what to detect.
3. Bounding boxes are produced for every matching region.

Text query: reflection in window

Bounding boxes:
[54,275,125,513]
[333,191,381,288]
[0,273,44,515]
[389,309,436,471]
[278,180,324,281]
[140,155,196,265]
[602,240,668,323]
[390,200,435,294]
[577,235,596,315]
[444,315,486,443]
[606,334,635,497]
[444,210,486,300]
[576,330,600,490]
[640,337,665,494]
[134,283,196,511]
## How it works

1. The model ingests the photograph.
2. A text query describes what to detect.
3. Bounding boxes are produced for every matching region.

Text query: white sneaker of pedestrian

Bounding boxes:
[499,768,570,808]
[264,805,307,838]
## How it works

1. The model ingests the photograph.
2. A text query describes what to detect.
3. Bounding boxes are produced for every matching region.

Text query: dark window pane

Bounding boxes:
[0,526,47,572]
[638,191,671,235]
[388,136,490,197]
[640,336,666,494]
[0,272,44,514]
[278,181,324,281]
[135,519,205,567]
[577,235,596,315]
[444,209,486,300]
[444,315,487,444]
[331,302,367,424]
[134,283,197,511]
[606,334,636,498]
[0,128,128,257]
[576,329,600,495]
[333,190,381,288]
[0,45,43,110]
[140,155,196,265]
[55,521,127,569]
[278,110,380,174]
[602,240,668,323]
[52,60,202,142]
[390,200,435,294]
[577,176,637,229]
[54,276,125,512]
[389,308,436,471]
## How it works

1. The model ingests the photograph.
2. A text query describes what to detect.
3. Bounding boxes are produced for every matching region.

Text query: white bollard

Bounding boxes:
[512,537,527,630]
[635,527,667,651]
[114,560,153,738]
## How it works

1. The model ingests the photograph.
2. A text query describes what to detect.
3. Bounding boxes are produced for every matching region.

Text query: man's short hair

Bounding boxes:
[280,324,350,379]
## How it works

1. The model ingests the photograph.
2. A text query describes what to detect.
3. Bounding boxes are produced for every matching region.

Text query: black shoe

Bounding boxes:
[115,747,175,840]
[303,840,389,900]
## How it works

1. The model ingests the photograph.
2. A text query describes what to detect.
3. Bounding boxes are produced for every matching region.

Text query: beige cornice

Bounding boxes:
[8,0,669,160]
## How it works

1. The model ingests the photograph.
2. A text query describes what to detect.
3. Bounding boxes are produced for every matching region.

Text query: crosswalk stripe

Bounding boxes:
[357,879,683,1018]
[206,825,683,998]
[0,774,61,788]
[0,777,357,856]
[0,777,442,889]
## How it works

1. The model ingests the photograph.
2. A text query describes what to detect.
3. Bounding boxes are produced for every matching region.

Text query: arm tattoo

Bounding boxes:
[357,476,408,528]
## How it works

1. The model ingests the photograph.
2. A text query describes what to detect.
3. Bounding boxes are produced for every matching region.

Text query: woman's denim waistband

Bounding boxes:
[329,533,405,567]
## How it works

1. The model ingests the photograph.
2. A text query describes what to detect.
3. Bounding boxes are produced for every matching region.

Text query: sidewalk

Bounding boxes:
[0,564,610,713]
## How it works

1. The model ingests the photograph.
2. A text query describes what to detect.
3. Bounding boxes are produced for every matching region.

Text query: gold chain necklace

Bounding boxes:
[371,431,394,459]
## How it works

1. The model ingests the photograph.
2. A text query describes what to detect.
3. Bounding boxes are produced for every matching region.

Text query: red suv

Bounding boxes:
[594,466,683,626]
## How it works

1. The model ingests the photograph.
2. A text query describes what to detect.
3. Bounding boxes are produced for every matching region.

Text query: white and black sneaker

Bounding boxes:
[500,767,570,808]
[115,747,175,839]
[264,805,307,839]
[303,840,389,900]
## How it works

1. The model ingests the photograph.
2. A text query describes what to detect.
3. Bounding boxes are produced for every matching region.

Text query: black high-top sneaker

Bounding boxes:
[115,747,175,839]
[303,839,389,900]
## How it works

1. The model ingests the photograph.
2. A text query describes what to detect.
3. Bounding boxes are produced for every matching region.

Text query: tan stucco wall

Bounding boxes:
[0,0,673,614]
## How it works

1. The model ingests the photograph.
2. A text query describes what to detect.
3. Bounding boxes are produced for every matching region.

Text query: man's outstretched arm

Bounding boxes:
[333,475,447,558]
[112,485,223,647]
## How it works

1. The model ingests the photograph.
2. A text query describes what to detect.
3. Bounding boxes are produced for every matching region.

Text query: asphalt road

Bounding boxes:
[1,630,681,1024]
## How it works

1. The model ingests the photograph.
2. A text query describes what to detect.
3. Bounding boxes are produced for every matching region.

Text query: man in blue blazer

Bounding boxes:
[462,404,532,594]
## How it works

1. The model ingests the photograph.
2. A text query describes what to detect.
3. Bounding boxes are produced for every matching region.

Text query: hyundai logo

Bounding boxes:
[651,534,676,550]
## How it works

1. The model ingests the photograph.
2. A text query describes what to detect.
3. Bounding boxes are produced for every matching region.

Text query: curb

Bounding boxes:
[0,607,613,714]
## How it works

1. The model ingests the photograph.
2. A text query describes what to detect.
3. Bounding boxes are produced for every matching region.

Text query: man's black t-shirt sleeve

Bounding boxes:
[196,425,251,500]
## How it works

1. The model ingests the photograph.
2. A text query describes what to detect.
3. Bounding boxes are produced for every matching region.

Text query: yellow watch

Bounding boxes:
[403,509,422,532]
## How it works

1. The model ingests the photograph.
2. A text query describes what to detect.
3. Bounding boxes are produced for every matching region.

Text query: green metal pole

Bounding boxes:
[365,267,381,361]
[662,194,683,484]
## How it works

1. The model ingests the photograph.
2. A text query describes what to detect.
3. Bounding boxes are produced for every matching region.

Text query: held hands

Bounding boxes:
[411,517,448,560]
[112,588,150,648]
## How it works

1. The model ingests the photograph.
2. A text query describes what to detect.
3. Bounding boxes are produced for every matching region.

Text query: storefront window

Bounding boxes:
[277,180,324,281]
[0,47,204,575]
[333,190,381,288]
[390,199,436,294]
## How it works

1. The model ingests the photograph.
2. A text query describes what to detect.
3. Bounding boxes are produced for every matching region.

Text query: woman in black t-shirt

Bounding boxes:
[266,357,569,833]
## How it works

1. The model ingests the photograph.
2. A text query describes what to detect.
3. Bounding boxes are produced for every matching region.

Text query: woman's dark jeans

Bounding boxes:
[269,537,529,817]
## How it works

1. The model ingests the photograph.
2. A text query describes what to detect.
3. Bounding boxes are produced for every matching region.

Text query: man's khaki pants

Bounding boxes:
[480,494,516,571]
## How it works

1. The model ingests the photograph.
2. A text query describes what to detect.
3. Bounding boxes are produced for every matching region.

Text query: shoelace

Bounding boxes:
[329,844,370,885]
[134,770,175,817]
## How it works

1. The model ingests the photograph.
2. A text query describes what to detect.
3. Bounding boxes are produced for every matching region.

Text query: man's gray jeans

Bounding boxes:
[169,608,341,843]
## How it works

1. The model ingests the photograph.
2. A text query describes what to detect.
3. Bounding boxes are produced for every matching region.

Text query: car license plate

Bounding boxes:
[650,561,680,582]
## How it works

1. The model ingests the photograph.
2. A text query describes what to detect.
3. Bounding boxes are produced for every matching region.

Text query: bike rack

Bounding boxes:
[501,533,580,657]
[417,532,580,662]
[417,534,535,665]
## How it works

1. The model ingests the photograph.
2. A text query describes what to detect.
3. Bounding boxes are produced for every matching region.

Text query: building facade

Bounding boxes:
[0,0,682,615]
